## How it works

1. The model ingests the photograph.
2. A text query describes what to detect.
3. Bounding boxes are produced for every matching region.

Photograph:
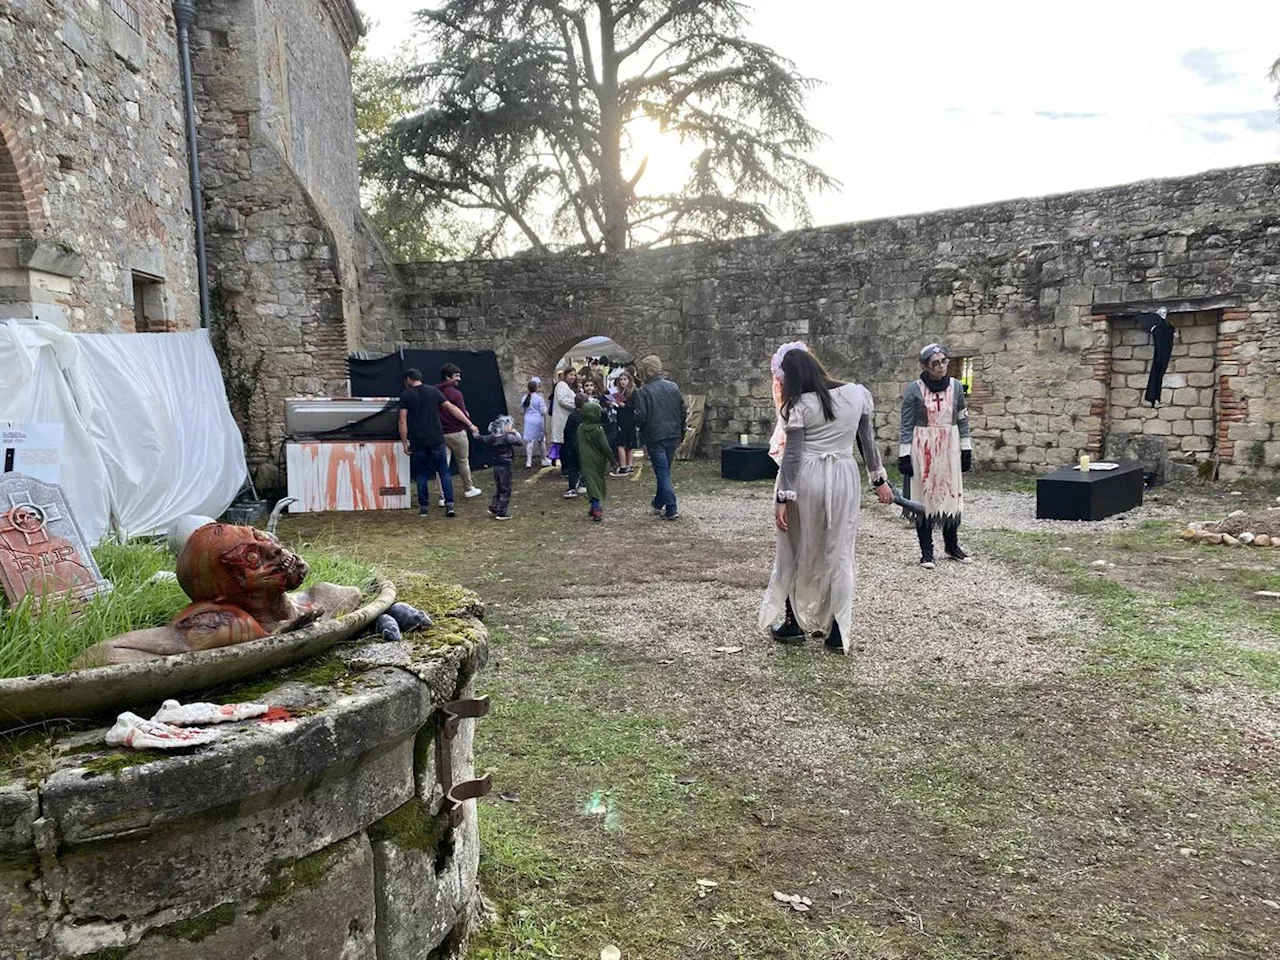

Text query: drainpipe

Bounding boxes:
[173,0,211,329]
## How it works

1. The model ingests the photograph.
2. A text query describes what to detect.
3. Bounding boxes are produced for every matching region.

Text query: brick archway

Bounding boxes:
[0,111,46,239]
[526,315,654,385]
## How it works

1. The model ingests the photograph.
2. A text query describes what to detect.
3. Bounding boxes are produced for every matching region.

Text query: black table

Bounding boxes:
[1035,460,1144,521]
[721,444,778,482]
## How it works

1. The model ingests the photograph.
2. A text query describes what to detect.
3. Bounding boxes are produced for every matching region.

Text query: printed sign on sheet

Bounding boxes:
[1,423,65,484]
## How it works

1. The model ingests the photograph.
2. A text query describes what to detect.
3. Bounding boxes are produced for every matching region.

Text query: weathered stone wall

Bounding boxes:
[0,587,489,960]
[0,0,199,331]
[368,163,1280,479]
[190,0,365,480]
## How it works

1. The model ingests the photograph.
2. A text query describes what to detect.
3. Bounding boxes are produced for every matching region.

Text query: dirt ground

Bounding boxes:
[281,463,1280,960]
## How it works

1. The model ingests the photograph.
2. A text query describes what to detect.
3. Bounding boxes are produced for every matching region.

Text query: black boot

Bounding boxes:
[771,598,805,645]
[916,519,936,569]
[943,523,972,563]
[824,620,845,654]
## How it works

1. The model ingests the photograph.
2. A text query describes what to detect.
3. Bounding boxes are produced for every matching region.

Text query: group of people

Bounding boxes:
[759,342,973,655]
[398,343,973,659]
[520,354,688,521]
[398,354,688,523]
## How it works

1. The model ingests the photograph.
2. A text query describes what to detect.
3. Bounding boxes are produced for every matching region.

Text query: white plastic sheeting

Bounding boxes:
[0,320,248,542]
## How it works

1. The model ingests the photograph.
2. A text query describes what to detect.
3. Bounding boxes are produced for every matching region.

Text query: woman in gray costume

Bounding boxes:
[758,344,893,654]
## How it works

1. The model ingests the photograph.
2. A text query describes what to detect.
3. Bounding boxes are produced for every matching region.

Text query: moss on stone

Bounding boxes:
[80,750,166,779]
[79,752,165,783]
[395,574,482,621]
[250,842,345,915]
[290,654,354,687]
[78,949,130,960]
[153,902,237,942]
[368,797,449,853]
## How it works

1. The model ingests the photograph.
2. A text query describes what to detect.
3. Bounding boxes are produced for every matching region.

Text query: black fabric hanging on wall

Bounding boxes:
[1136,313,1175,406]
[347,349,510,470]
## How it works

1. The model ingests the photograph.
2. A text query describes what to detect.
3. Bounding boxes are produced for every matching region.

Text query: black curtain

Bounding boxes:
[347,349,510,470]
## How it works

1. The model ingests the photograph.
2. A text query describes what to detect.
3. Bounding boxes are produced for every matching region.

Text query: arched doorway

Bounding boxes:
[0,115,42,241]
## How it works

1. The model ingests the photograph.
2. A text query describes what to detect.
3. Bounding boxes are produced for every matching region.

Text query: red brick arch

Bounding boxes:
[0,111,46,240]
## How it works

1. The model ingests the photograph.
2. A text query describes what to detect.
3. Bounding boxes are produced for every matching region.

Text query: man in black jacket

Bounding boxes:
[632,354,688,520]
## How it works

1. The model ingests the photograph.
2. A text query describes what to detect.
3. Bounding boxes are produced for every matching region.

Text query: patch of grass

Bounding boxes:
[0,542,184,678]
[0,543,377,680]
[282,465,1280,958]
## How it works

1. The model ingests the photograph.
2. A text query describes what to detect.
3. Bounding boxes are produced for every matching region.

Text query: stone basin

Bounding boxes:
[0,573,490,960]
[0,578,397,726]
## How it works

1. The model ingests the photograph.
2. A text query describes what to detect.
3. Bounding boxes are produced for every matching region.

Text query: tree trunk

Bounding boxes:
[597,2,627,254]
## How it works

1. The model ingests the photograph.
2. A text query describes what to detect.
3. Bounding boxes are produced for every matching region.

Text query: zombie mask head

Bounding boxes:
[176,523,308,604]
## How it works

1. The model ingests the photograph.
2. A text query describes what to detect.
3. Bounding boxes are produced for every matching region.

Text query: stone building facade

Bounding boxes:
[0,0,370,485]
[188,0,365,477]
[1,0,200,331]
[365,163,1280,480]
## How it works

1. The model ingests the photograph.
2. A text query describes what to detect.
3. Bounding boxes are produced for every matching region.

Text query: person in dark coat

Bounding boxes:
[632,354,688,520]
[561,394,585,498]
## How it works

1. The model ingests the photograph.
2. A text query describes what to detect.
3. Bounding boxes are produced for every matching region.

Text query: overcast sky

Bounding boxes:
[361,1,1280,228]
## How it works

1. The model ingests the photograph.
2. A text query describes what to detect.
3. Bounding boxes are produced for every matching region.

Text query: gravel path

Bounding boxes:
[551,487,1092,685]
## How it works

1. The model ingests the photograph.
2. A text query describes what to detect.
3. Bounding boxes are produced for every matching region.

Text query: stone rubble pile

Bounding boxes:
[1181,499,1280,547]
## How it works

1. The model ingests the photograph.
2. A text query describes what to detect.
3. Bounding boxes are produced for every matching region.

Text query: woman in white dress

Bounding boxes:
[548,368,579,464]
[758,345,893,654]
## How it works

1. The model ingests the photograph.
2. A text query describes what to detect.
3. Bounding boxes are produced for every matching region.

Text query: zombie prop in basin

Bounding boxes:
[73,523,364,667]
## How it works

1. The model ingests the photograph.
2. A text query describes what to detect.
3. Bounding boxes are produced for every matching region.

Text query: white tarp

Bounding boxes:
[0,320,248,542]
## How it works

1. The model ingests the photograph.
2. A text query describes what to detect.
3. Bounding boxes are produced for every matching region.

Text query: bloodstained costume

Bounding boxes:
[898,345,972,565]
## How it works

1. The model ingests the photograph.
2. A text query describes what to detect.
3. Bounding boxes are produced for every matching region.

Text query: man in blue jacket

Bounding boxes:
[632,354,688,521]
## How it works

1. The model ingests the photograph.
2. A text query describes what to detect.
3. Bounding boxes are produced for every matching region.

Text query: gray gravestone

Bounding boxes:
[0,474,111,607]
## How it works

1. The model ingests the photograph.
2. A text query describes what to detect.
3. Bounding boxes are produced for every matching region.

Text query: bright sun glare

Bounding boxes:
[622,116,698,196]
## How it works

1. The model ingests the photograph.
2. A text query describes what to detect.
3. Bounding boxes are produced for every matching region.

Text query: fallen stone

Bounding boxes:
[1198,532,1224,545]
[1239,532,1256,545]
[1255,534,1272,548]
[1222,534,1242,547]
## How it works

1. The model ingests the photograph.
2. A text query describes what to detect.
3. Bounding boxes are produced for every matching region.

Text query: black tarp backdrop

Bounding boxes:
[347,349,510,470]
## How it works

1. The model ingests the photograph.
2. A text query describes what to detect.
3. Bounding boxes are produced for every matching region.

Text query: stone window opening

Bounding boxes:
[947,355,974,395]
[130,271,171,332]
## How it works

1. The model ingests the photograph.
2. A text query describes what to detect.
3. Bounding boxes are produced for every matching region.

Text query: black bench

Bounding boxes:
[1035,460,1144,521]
[720,443,778,482]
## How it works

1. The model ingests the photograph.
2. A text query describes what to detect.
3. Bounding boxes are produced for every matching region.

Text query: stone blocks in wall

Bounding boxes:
[371,164,1280,479]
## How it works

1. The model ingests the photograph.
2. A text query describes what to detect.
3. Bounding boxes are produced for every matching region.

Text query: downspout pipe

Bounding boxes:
[173,0,211,329]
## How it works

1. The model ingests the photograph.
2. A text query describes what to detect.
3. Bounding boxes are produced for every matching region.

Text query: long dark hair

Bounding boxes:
[522,379,538,409]
[779,349,846,422]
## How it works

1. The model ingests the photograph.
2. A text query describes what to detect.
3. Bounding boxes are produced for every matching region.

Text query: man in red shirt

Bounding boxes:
[437,363,483,501]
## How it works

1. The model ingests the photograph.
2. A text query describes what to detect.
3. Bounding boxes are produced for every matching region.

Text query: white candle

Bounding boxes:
[739,433,749,445]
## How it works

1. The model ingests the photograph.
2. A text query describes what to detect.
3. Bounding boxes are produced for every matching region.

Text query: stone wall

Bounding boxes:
[0,0,199,331]
[367,163,1280,479]
[190,0,365,480]
[0,585,489,960]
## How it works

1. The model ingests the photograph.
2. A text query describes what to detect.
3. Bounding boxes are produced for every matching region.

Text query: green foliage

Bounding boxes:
[367,0,836,255]
[352,44,484,261]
